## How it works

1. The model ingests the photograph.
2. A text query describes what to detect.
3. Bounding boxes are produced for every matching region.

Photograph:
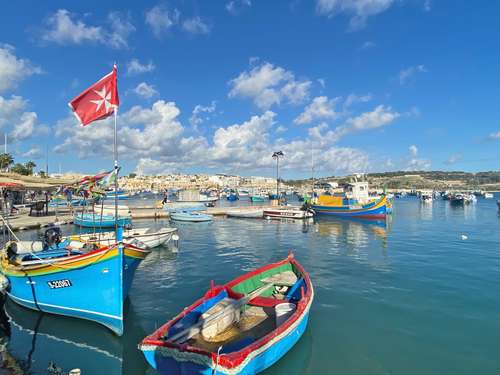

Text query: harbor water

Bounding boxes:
[0,197,499,374]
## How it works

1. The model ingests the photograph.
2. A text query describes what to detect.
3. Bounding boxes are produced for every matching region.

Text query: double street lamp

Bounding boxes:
[272,151,284,199]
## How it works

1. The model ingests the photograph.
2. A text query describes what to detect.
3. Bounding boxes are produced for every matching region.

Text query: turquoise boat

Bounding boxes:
[0,230,150,335]
[250,195,265,202]
[73,213,132,228]
[170,211,213,222]
[139,254,313,374]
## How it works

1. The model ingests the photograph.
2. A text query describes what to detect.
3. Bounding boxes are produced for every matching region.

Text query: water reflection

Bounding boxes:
[1,298,147,375]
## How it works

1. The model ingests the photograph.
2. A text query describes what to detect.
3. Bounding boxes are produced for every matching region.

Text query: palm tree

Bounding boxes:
[0,153,14,171]
[25,161,36,175]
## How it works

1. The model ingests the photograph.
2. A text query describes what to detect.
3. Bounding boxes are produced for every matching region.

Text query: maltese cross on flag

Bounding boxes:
[68,65,120,126]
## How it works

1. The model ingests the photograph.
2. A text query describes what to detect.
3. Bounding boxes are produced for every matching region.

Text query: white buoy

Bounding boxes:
[69,369,81,375]
[461,234,468,240]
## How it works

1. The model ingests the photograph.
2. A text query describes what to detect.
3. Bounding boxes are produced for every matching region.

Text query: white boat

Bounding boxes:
[68,227,178,249]
[227,209,264,219]
[97,205,132,217]
[177,189,218,203]
[483,192,494,199]
[420,191,433,203]
[263,207,314,219]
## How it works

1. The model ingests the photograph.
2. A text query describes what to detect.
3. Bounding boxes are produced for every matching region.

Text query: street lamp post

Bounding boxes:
[272,151,284,200]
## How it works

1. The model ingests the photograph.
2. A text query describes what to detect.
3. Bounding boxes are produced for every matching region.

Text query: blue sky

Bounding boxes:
[1,0,500,178]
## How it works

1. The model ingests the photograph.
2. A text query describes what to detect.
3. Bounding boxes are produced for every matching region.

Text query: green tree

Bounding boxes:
[11,163,28,175]
[25,161,36,175]
[0,153,14,171]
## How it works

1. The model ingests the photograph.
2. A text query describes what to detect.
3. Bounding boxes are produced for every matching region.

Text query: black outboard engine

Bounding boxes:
[43,227,62,250]
[6,242,17,263]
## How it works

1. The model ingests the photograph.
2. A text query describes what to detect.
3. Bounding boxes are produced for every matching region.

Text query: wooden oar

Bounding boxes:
[168,283,274,344]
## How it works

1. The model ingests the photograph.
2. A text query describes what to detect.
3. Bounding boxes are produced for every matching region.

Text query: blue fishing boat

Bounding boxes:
[227,193,239,202]
[311,181,391,219]
[0,229,150,335]
[170,211,213,222]
[139,254,313,374]
[73,213,131,228]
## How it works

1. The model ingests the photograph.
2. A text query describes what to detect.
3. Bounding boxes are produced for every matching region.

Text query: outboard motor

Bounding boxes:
[6,242,17,263]
[43,227,62,250]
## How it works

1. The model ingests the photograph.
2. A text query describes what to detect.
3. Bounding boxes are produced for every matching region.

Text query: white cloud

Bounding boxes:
[145,4,180,38]
[127,59,156,76]
[409,144,418,157]
[424,0,431,11]
[399,65,427,85]
[22,147,43,159]
[360,41,376,50]
[445,153,461,165]
[182,17,211,34]
[344,93,372,109]
[316,0,395,30]
[226,0,252,15]
[0,45,41,93]
[40,9,135,49]
[406,158,431,171]
[229,62,311,109]
[294,96,340,125]
[0,95,47,142]
[276,125,288,133]
[133,82,159,99]
[190,101,217,129]
[488,131,500,139]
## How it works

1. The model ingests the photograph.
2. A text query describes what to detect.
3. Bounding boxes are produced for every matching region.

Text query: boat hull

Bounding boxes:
[263,209,313,219]
[141,310,310,375]
[73,214,132,228]
[2,245,148,335]
[312,196,389,218]
[249,196,265,202]
[170,213,213,222]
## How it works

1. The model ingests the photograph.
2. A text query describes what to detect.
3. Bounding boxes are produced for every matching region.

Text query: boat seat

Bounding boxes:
[248,296,283,308]
[220,337,255,354]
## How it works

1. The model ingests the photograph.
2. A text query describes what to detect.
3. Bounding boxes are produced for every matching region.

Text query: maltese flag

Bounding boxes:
[68,65,119,126]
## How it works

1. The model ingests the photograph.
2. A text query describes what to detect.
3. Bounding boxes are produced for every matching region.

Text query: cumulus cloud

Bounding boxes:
[399,65,427,85]
[229,62,311,109]
[445,153,461,165]
[22,147,43,159]
[226,0,252,15]
[182,17,211,34]
[127,59,155,76]
[360,41,376,50]
[409,144,418,157]
[0,45,41,93]
[0,95,47,141]
[132,82,159,99]
[145,4,180,38]
[316,0,395,30]
[189,101,217,129]
[344,93,372,108]
[40,9,135,49]
[294,96,340,125]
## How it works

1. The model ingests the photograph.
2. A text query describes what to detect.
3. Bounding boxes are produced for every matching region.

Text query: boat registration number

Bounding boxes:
[47,279,72,289]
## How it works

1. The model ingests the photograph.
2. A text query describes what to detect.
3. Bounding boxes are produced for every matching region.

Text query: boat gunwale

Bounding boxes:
[140,254,313,370]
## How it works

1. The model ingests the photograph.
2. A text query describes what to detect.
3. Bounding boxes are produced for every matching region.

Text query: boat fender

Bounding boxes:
[6,242,18,263]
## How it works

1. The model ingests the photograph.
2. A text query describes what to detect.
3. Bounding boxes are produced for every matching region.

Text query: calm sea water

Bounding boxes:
[1,197,499,374]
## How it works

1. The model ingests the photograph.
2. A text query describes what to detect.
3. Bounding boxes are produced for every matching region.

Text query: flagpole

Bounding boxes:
[114,107,118,234]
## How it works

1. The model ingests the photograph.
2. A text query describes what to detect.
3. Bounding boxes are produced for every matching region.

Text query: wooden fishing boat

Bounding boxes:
[68,227,179,249]
[249,195,265,203]
[139,254,313,374]
[312,182,391,218]
[170,211,213,222]
[263,207,314,219]
[227,194,239,202]
[227,209,264,219]
[0,229,150,335]
[73,213,132,228]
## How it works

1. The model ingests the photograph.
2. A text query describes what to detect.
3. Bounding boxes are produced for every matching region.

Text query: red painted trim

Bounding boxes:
[141,255,314,370]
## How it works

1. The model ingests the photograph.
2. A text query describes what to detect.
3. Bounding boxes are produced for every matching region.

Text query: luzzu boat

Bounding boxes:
[312,181,391,219]
[0,229,150,335]
[73,212,132,228]
[139,254,313,374]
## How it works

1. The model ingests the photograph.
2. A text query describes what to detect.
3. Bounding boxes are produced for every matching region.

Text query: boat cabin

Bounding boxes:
[344,181,370,202]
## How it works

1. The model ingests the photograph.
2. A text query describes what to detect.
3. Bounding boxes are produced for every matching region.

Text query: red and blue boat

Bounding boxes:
[139,254,313,374]
[311,181,392,219]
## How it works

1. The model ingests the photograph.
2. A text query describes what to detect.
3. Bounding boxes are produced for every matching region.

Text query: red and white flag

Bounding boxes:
[68,65,119,126]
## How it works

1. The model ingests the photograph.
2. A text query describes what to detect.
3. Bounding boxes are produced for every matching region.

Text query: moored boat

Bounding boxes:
[250,195,266,202]
[73,212,132,228]
[0,229,150,335]
[170,211,213,222]
[68,227,179,249]
[263,207,314,219]
[227,209,264,219]
[139,254,313,374]
[311,181,390,218]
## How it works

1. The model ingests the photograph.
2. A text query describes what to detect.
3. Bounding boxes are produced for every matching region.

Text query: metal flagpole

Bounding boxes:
[114,108,118,234]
